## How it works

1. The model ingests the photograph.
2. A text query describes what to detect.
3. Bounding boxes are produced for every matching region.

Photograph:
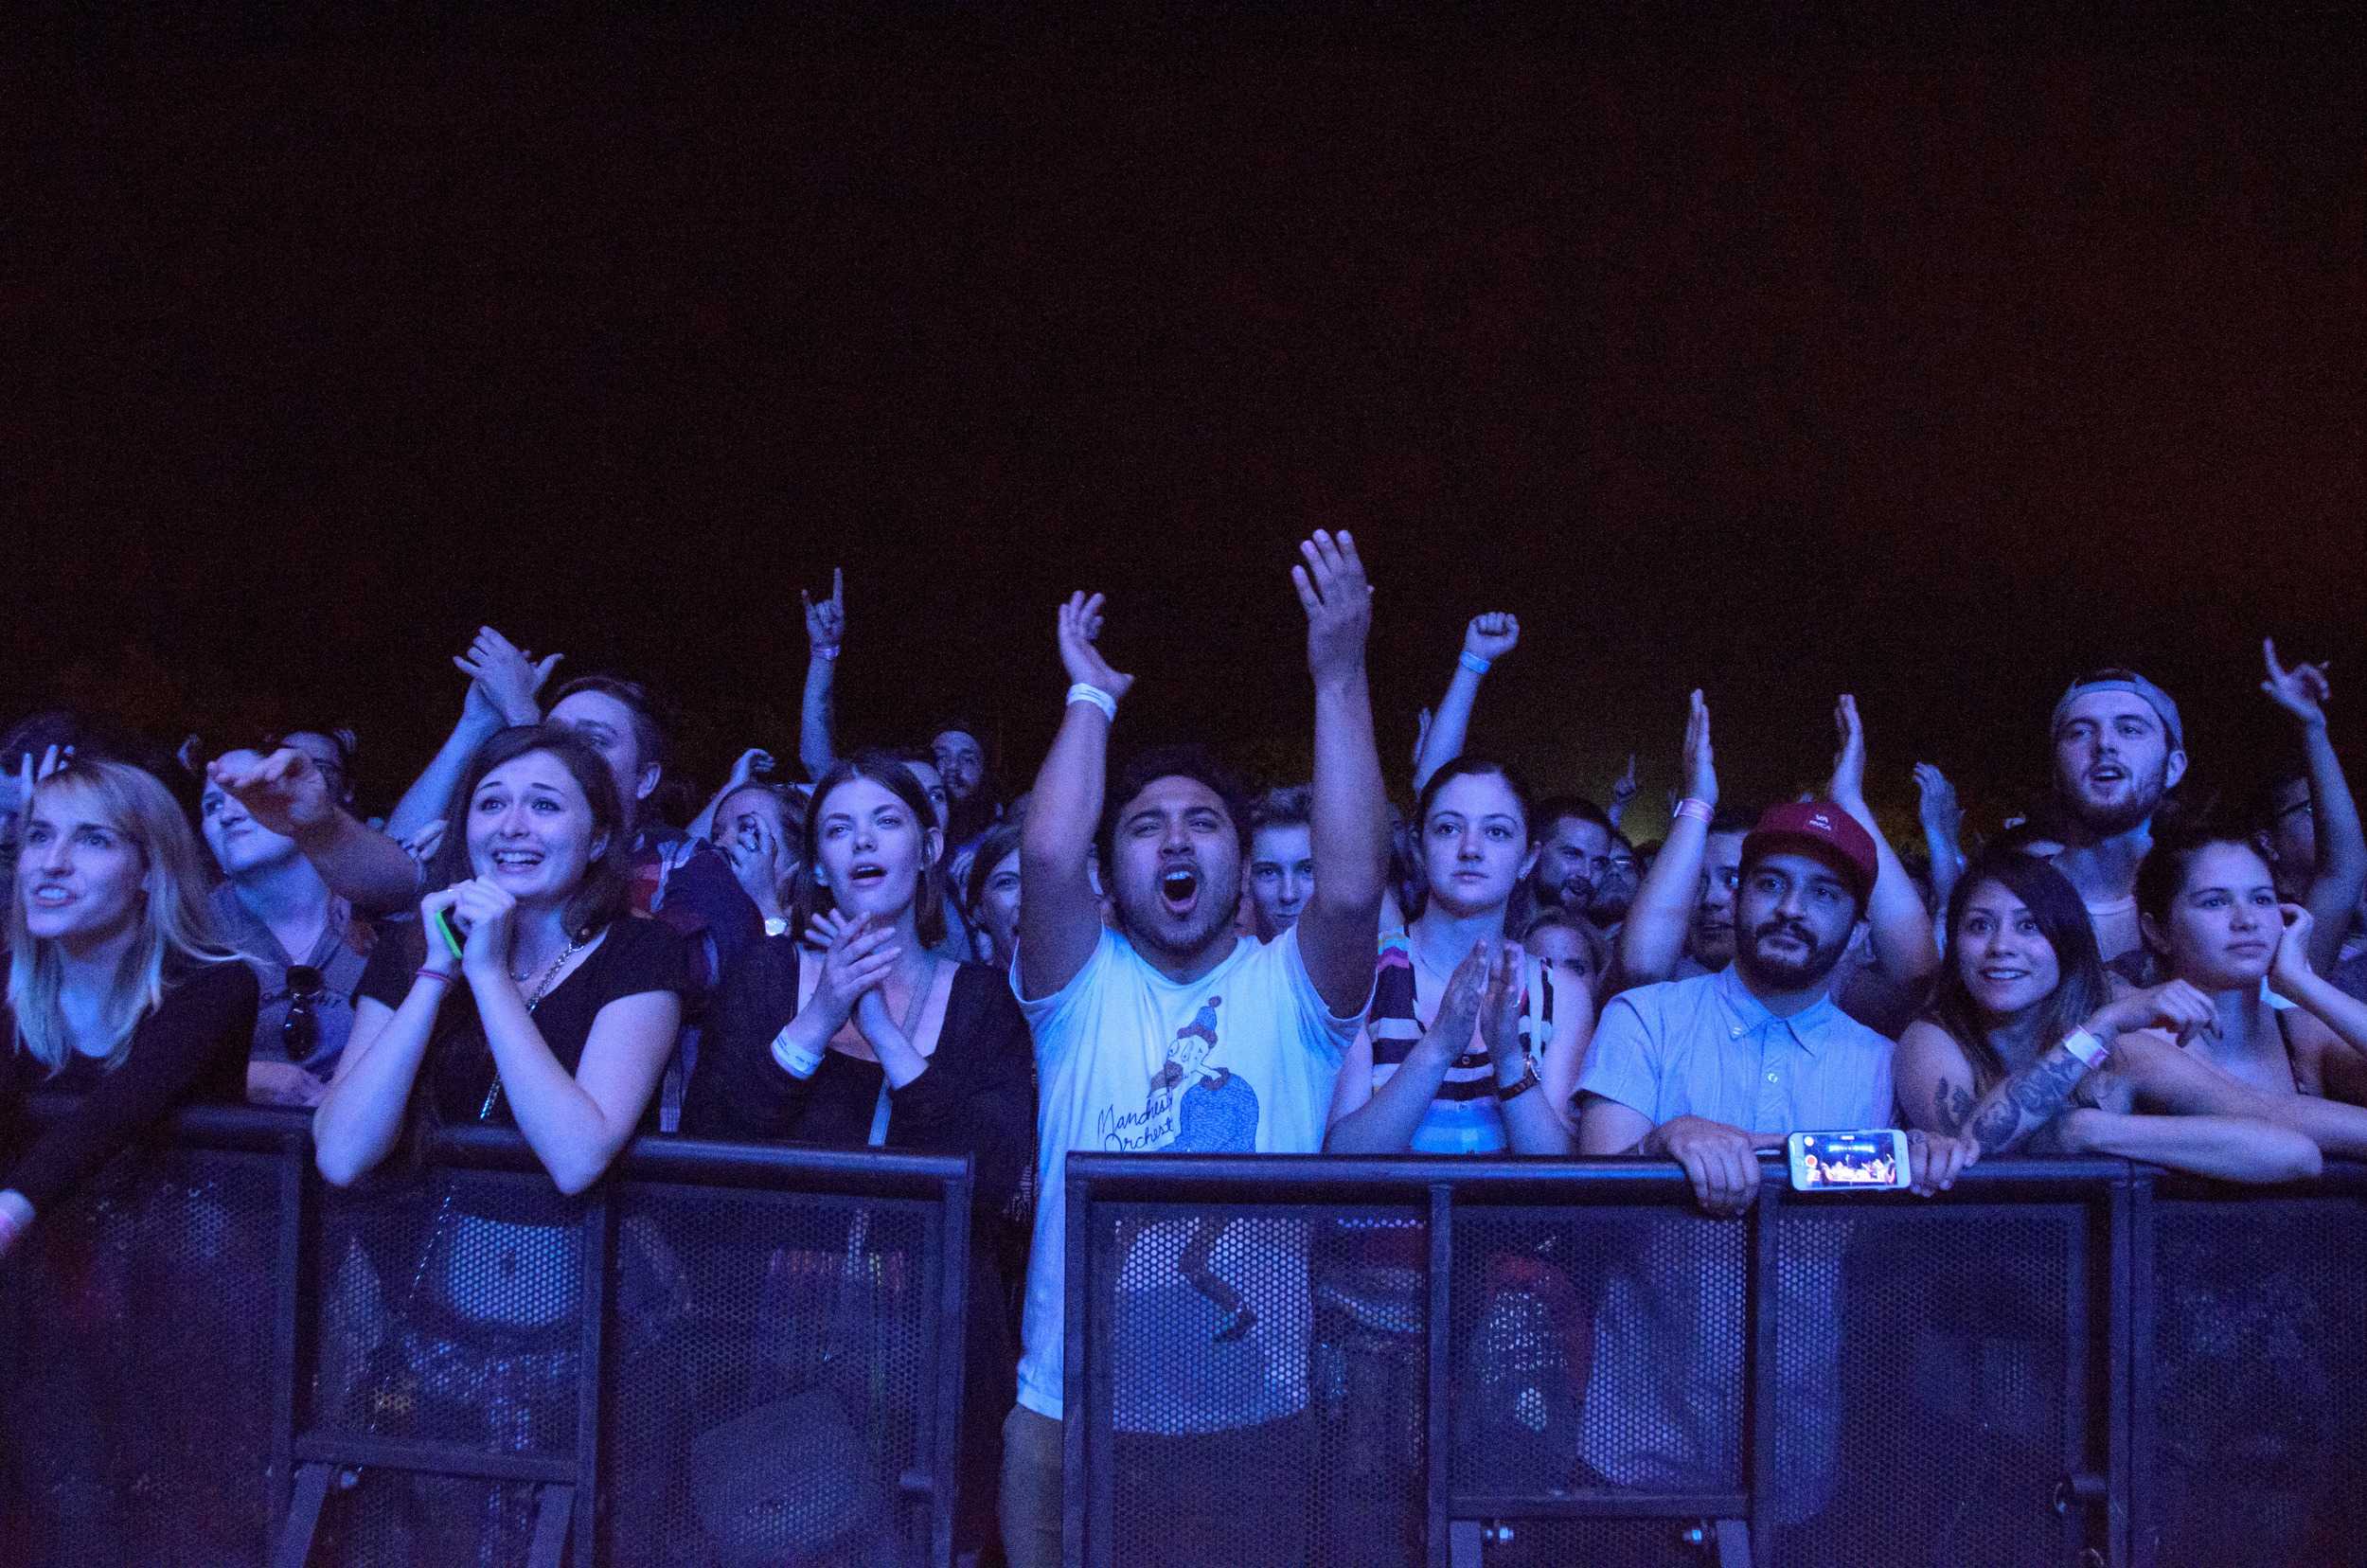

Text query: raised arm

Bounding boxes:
[2262,638,2364,976]
[1913,762,1966,931]
[1826,695,1940,993]
[685,748,773,844]
[385,626,558,840]
[1411,613,1518,793]
[1291,530,1389,1018]
[211,748,420,915]
[1017,592,1133,1000]
[1619,690,1715,985]
[798,568,845,782]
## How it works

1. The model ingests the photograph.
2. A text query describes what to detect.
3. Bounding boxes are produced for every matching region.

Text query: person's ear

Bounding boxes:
[814,864,831,889]
[925,826,945,868]
[2139,910,2169,956]
[1519,845,1540,881]
[2163,749,2188,793]
[589,832,610,863]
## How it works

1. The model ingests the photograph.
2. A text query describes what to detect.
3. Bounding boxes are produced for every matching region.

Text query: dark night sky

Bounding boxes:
[7,13,2361,840]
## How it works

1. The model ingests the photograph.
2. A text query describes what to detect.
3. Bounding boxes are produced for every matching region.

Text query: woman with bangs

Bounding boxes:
[2,759,258,1260]
[684,749,1032,1563]
[1895,846,2352,1178]
[313,723,686,1193]
[1325,757,1592,1156]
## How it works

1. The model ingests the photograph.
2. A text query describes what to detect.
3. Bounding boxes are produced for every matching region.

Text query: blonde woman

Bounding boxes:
[2,759,258,1261]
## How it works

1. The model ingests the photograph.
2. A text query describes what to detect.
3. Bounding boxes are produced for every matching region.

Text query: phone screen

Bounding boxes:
[1790,1131,1905,1190]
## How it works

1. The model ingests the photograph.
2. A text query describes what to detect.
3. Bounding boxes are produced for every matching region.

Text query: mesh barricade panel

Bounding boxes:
[1474,1515,1722,1566]
[311,1467,545,1564]
[0,1146,281,1568]
[600,1184,937,1568]
[1091,1200,1346,1568]
[2148,1194,2367,1567]
[1449,1207,1746,1502]
[1771,1204,2079,1568]
[306,1171,584,1456]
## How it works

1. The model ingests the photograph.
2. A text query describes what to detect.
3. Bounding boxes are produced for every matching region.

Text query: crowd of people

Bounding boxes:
[3,529,2363,1564]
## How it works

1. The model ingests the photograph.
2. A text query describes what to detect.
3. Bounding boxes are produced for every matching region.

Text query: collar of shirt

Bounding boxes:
[1714,963,1842,1058]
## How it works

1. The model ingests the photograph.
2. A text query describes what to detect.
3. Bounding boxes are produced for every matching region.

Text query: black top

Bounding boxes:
[680,935,1034,1555]
[356,912,689,1131]
[1,958,258,1211]
[682,939,1033,1211]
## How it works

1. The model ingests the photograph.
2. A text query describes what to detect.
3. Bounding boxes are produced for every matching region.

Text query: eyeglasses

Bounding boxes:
[282,965,325,1060]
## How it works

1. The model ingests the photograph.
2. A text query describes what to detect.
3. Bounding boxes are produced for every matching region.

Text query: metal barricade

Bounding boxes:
[0,1100,973,1568]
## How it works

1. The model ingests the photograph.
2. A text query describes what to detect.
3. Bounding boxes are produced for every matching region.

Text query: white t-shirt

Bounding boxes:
[1012,923,1360,1425]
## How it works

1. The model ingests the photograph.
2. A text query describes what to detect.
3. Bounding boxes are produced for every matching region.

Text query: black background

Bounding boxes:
[7,9,2360,841]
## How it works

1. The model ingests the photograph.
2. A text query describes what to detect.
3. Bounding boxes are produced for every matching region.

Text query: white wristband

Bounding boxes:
[1458,650,1491,676]
[1066,684,1118,722]
[772,1025,826,1080]
[2059,1027,2109,1070]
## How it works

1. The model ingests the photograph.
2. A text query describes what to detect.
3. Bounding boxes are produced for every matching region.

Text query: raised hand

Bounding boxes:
[208,747,337,842]
[1292,528,1373,685]
[1913,762,1962,840]
[448,878,521,983]
[1826,694,1867,810]
[727,748,774,791]
[1412,705,1434,772]
[1462,612,1520,664]
[803,568,847,657]
[1056,592,1134,702]
[1609,753,1640,812]
[1477,940,1529,1078]
[2261,637,2333,730]
[1682,689,1718,807]
[454,625,561,726]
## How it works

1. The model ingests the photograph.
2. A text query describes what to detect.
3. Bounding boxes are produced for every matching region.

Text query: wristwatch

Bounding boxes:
[1495,1063,1541,1104]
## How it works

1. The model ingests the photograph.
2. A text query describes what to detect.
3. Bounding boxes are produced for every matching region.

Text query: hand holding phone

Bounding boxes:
[1787,1131,1911,1192]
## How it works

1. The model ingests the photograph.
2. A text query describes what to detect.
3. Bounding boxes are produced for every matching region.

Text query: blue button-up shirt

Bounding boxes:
[1577,965,1895,1135]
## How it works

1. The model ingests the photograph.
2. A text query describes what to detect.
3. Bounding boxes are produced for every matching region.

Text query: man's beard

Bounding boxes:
[1531,869,1594,916]
[1733,915,1849,991]
[1115,879,1244,960]
[2063,761,2169,839]
[1590,884,1635,924]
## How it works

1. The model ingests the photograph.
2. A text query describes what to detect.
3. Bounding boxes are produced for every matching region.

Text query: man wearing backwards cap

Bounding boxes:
[2047,668,2186,973]
[1579,797,1968,1209]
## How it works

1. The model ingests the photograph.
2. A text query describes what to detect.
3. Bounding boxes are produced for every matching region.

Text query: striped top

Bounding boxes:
[1365,929,1552,1155]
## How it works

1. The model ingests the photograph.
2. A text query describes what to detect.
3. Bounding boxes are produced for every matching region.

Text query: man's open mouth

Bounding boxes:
[1160,865,1201,914]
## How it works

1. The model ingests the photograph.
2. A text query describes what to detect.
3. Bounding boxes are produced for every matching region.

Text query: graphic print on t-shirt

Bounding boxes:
[1148,996,1262,1153]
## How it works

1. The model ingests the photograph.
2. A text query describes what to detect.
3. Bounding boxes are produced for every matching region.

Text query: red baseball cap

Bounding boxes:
[1740,800,1879,903]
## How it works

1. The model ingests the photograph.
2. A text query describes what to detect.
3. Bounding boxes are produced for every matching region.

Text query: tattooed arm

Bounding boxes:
[1895,1020,1983,1137]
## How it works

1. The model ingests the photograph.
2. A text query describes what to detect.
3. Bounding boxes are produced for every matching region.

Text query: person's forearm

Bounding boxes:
[2279,968,2367,1060]
[2053,1109,2321,1184]
[2300,724,2366,975]
[798,655,839,782]
[471,975,640,1194]
[1841,798,1940,988]
[1961,1035,2099,1155]
[1498,1079,1575,1155]
[1412,666,1485,793]
[313,987,444,1185]
[1017,701,1114,997]
[1308,670,1388,913]
[1619,815,1706,984]
[385,710,505,841]
[294,811,423,915]
[1323,1040,1458,1153]
[856,993,928,1090]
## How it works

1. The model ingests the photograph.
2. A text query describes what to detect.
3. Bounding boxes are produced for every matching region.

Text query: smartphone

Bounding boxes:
[1787,1130,1911,1192]
[431,907,467,960]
